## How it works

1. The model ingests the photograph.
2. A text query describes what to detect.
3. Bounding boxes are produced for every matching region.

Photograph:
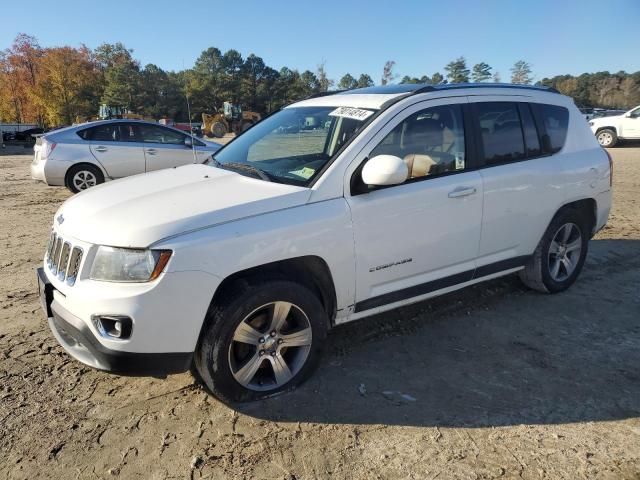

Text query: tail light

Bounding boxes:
[604,148,613,187]
[42,138,57,159]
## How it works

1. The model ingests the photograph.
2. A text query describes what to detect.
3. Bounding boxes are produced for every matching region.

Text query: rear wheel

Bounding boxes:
[519,209,590,293]
[65,164,104,193]
[596,128,617,147]
[194,279,328,403]
[212,122,226,138]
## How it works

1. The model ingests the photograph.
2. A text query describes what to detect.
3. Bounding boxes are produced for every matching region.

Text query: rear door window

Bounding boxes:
[476,102,525,164]
[82,124,121,142]
[118,123,138,142]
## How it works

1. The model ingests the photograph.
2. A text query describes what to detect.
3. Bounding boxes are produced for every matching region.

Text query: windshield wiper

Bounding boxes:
[210,159,272,182]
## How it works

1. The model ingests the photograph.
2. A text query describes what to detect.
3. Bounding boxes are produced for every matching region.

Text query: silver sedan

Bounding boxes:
[30,119,222,193]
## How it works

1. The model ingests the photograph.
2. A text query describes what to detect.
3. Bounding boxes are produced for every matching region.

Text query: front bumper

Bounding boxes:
[38,267,193,376]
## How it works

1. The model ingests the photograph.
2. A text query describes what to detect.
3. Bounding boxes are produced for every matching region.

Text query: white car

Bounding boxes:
[589,105,640,147]
[30,119,222,193]
[37,84,612,403]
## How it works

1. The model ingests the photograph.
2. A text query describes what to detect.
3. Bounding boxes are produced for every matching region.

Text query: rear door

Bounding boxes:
[88,123,146,178]
[136,124,197,172]
[471,99,566,267]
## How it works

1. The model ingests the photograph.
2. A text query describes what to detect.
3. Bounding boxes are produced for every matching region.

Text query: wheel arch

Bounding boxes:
[208,255,338,328]
[594,125,617,135]
[553,198,597,237]
[64,161,107,187]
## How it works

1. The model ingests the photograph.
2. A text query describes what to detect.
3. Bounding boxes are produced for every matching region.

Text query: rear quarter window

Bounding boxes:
[533,104,569,154]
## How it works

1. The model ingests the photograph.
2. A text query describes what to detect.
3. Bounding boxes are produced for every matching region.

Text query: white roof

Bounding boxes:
[288,93,405,110]
[286,84,571,110]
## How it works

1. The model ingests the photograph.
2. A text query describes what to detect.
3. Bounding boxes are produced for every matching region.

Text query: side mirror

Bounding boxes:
[184,136,193,148]
[361,155,408,186]
[625,112,632,118]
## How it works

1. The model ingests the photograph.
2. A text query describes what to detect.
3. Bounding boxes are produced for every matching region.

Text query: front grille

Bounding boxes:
[45,232,83,286]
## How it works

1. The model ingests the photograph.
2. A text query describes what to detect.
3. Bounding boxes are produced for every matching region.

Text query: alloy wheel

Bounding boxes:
[72,170,97,190]
[228,301,312,392]
[597,131,613,147]
[547,223,582,282]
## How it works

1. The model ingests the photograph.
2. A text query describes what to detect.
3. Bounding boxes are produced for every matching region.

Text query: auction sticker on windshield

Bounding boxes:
[329,107,374,121]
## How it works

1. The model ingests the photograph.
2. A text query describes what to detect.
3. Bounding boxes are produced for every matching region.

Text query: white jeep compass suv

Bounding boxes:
[37,84,612,403]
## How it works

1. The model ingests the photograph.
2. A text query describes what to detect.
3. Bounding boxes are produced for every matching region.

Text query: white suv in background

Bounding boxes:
[31,119,221,193]
[37,84,612,403]
[589,104,640,147]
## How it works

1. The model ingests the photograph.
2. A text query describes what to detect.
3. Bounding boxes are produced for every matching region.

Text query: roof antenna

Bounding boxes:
[183,59,198,164]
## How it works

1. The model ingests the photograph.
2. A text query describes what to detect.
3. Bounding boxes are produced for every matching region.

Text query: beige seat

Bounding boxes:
[403,154,438,178]
[401,118,457,178]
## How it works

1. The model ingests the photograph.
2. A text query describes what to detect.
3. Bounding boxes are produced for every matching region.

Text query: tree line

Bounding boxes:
[1,34,639,127]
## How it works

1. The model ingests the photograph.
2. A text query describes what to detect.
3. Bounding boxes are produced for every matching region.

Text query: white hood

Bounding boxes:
[54,164,311,247]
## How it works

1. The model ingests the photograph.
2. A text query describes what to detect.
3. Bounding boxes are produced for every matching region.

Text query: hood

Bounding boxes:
[590,113,624,125]
[54,164,311,247]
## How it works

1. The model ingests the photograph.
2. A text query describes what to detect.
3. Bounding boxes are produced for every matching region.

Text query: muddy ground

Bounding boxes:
[0,145,639,479]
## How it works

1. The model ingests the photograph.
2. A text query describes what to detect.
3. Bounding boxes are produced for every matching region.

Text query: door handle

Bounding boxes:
[589,167,599,175]
[448,186,477,198]
[94,146,107,152]
[145,148,157,155]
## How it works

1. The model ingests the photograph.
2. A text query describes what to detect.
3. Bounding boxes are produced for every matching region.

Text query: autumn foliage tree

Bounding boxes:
[33,46,101,125]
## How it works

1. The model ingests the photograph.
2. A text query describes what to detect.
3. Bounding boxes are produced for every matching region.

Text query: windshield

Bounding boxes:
[210,106,376,185]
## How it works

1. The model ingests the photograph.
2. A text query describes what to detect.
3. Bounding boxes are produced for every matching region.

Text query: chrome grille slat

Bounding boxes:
[66,247,83,286]
[58,242,71,280]
[51,238,63,274]
[46,232,54,258]
[47,233,57,266]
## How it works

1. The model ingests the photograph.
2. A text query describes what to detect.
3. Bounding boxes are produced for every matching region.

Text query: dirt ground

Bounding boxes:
[0,145,639,480]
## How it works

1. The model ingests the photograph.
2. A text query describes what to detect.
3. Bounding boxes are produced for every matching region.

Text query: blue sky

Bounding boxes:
[2,0,639,82]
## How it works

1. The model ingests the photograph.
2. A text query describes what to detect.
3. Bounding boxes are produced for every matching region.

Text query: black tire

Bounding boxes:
[519,208,590,293]
[65,164,105,193]
[212,122,226,138]
[194,278,328,403]
[596,128,617,148]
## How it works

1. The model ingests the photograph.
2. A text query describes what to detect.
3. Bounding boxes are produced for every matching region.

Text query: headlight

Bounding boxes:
[90,247,172,282]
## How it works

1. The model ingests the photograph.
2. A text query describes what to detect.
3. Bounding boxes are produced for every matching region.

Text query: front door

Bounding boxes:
[620,106,640,138]
[346,99,483,313]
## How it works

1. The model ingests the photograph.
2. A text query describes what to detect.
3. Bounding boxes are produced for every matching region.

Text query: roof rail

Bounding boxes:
[305,89,347,99]
[413,83,560,95]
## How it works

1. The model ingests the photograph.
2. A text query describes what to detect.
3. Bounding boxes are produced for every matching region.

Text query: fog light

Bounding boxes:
[92,315,132,340]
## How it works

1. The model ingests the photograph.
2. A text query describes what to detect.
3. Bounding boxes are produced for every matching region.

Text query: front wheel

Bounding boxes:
[596,128,617,147]
[519,209,590,293]
[194,279,328,403]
